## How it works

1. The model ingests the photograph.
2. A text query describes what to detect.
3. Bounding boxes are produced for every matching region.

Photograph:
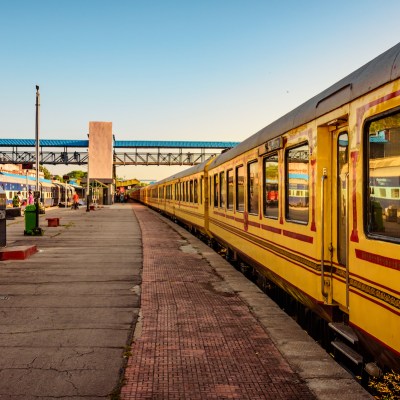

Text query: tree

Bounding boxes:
[66,170,87,180]
[39,165,52,180]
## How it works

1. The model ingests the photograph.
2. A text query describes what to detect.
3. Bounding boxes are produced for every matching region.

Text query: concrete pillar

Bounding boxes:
[88,122,113,205]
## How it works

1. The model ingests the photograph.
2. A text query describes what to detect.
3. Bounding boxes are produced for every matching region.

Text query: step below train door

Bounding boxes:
[332,127,350,312]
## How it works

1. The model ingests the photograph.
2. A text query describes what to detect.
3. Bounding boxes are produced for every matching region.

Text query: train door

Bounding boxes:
[332,129,350,310]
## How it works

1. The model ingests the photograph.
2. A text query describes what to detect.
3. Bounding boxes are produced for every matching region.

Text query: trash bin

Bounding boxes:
[0,187,6,247]
[24,204,37,235]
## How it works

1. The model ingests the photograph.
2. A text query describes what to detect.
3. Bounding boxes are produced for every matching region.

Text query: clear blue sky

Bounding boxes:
[1,0,400,180]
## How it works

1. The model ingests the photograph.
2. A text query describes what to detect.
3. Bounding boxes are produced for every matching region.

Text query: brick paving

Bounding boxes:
[121,204,316,400]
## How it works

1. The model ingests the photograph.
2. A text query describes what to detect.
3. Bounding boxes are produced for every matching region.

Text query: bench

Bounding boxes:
[45,217,60,227]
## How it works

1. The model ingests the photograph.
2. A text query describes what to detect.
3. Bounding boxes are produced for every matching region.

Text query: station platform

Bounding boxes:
[0,203,372,399]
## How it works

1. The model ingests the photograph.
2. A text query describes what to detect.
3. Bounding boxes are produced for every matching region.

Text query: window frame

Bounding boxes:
[213,173,219,208]
[236,165,245,212]
[227,169,234,210]
[190,180,194,203]
[247,160,259,215]
[219,171,226,209]
[199,176,203,205]
[285,142,310,225]
[263,152,279,219]
[364,107,400,243]
[194,179,198,204]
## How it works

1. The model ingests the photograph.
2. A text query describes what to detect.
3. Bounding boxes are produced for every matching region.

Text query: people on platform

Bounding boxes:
[72,192,79,210]
[12,192,20,207]
[28,191,34,205]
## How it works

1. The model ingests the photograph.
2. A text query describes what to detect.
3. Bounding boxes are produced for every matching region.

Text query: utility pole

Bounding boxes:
[33,85,43,235]
[35,85,40,193]
[86,144,90,212]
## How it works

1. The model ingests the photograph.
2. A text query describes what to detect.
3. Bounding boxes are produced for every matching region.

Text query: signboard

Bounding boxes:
[258,137,283,156]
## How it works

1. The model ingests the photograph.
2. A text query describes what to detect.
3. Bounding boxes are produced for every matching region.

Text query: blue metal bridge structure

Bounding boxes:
[0,139,239,166]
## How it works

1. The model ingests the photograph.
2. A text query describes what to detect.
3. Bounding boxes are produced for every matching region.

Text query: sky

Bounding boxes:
[1,0,400,181]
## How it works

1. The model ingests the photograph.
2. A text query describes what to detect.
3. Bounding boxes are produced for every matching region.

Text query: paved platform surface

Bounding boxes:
[0,205,141,399]
[121,204,372,400]
[0,203,372,399]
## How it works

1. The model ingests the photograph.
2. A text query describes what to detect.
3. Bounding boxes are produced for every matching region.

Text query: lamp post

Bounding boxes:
[35,86,39,194]
[86,145,90,212]
[63,175,69,208]
[33,85,42,235]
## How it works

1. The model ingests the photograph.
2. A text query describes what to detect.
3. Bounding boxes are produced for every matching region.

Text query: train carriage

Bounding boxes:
[0,171,55,207]
[141,159,213,235]
[0,171,81,208]
[139,43,400,374]
[40,179,54,207]
[206,43,400,372]
[170,160,212,235]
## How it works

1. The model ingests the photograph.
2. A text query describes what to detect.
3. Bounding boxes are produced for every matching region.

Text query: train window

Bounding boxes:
[194,179,198,203]
[248,161,259,215]
[286,143,309,224]
[236,165,245,212]
[220,171,226,209]
[337,132,349,266]
[213,174,219,207]
[185,181,189,202]
[190,180,194,203]
[264,153,279,219]
[366,110,400,240]
[209,177,212,206]
[227,169,234,210]
[200,177,203,205]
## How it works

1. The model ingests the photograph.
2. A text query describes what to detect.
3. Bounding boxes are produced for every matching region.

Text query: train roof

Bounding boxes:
[0,171,52,184]
[209,42,400,169]
[148,157,214,187]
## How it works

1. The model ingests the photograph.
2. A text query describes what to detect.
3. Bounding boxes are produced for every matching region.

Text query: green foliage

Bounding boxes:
[39,165,52,180]
[66,170,87,180]
[369,370,400,399]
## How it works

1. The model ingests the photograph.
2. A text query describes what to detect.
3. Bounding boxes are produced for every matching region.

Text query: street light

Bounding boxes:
[63,175,69,208]
[33,85,42,235]
[86,139,90,212]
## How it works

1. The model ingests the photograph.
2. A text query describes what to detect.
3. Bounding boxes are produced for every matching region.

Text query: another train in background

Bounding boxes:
[0,170,84,207]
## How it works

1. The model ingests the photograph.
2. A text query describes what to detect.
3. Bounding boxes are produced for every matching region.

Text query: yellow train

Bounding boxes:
[138,43,400,375]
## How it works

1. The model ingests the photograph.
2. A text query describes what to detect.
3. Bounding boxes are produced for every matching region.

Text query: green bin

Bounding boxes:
[24,204,37,234]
